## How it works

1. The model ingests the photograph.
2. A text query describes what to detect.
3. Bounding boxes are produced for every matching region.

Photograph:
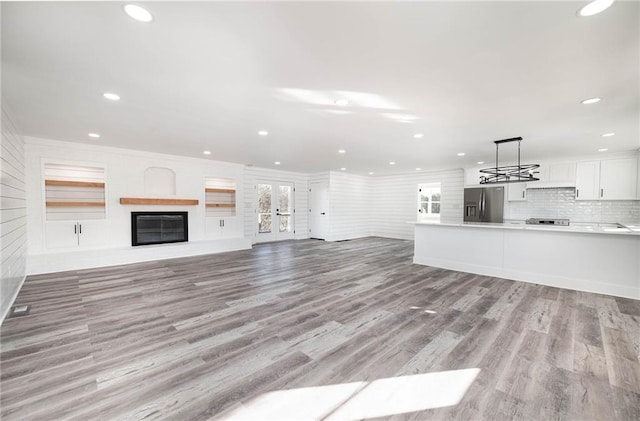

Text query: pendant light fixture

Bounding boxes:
[479,137,540,184]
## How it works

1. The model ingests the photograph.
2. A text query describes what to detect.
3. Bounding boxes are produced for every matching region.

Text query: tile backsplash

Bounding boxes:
[505,188,640,223]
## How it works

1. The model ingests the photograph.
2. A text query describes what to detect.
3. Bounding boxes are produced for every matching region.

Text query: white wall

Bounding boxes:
[1,105,27,322]
[326,171,372,241]
[244,166,309,243]
[25,137,250,273]
[371,169,465,240]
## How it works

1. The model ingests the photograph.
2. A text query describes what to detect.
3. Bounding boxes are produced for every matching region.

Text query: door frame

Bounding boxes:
[255,180,295,243]
[309,181,329,240]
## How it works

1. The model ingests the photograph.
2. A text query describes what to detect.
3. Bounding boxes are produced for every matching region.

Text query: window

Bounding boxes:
[418,183,441,220]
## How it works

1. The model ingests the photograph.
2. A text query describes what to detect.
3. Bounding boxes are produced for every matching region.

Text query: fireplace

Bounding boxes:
[131,212,188,246]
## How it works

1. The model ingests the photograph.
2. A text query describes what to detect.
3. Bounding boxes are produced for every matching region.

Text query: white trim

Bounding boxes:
[0,273,27,325]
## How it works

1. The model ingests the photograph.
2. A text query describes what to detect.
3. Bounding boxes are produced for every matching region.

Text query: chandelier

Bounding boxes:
[479,137,540,184]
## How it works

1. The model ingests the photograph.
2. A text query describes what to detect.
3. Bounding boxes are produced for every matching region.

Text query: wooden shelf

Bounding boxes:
[46,201,105,207]
[120,198,199,206]
[205,188,236,194]
[205,203,236,208]
[45,180,105,188]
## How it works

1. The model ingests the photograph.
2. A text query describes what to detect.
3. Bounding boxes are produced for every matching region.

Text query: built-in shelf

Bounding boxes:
[46,201,106,207]
[120,198,199,206]
[45,180,105,188]
[205,178,236,217]
[205,203,236,208]
[205,188,235,194]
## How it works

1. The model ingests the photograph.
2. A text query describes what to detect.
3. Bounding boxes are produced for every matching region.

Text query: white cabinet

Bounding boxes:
[205,217,239,239]
[45,220,108,250]
[547,162,576,183]
[600,158,638,200]
[575,161,601,200]
[507,183,527,201]
[576,158,638,201]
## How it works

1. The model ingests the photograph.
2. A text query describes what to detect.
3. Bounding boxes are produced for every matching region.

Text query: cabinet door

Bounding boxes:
[507,183,527,201]
[45,221,79,249]
[548,162,577,183]
[575,161,601,201]
[77,220,108,248]
[219,217,238,238]
[205,217,223,238]
[600,158,638,200]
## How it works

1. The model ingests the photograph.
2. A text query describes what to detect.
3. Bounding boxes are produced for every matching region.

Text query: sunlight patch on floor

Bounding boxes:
[220,368,481,420]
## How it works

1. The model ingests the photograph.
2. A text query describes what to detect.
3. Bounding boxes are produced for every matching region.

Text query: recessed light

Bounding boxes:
[578,0,614,17]
[103,92,120,101]
[88,133,100,138]
[369,172,374,175]
[413,133,424,139]
[389,161,396,165]
[274,161,281,165]
[457,153,465,156]
[598,148,609,152]
[340,167,346,171]
[416,168,421,171]
[601,133,615,137]
[258,130,269,136]
[335,99,349,106]
[338,149,346,154]
[581,97,601,105]
[477,161,485,165]
[123,4,153,22]
[203,150,211,155]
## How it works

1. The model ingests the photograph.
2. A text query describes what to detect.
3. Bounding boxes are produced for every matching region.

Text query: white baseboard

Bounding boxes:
[0,273,27,326]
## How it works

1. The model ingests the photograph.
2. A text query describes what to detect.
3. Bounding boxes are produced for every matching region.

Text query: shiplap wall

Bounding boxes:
[327,171,373,241]
[371,169,465,240]
[1,106,27,322]
[244,167,309,243]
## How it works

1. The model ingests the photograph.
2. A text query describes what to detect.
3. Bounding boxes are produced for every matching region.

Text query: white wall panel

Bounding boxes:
[244,167,309,243]
[1,105,27,323]
[371,169,464,240]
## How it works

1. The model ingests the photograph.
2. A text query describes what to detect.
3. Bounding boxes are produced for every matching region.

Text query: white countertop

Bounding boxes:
[413,220,640,236]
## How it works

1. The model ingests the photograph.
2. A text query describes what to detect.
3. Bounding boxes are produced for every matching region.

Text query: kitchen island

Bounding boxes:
[413,221,640,299]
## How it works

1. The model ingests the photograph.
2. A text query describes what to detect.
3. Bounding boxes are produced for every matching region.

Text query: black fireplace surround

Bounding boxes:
[131,212,188,246]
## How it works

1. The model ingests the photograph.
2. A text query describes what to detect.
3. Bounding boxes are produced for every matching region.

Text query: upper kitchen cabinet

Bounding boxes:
[575,161,601,200]
[600,158,637,200]
[507,182,527,201]
[576,157,638,201]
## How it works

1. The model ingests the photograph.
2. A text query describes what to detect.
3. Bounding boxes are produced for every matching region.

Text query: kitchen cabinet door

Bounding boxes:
[548,162,576,183]
[600,158,638,200]
[507,183,527,201]
[575,161,601,201]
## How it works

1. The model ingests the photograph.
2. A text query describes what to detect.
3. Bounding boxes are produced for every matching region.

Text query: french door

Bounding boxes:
[257,181,295,242]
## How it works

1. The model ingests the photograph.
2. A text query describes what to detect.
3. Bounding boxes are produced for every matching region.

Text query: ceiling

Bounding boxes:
[2,1,639,174]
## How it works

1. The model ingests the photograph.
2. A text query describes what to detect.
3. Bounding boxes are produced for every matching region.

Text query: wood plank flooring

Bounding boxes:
[1,237,639,420]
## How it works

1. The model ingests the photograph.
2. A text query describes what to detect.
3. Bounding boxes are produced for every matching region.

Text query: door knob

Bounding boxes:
[320,212,326,215]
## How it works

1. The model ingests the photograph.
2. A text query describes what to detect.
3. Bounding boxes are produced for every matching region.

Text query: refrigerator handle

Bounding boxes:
[480,190,485,221]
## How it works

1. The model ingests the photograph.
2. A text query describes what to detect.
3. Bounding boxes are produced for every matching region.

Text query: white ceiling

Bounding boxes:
[2,1,639,174]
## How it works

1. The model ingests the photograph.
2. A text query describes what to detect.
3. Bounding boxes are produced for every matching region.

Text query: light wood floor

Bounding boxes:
[1,237,639,420]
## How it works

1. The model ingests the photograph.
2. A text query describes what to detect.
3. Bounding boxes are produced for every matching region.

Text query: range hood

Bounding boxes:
[526,181,576,189]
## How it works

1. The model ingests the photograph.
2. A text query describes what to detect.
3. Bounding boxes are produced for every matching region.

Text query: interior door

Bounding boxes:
[310,182,328,240]
[257,182,295,242]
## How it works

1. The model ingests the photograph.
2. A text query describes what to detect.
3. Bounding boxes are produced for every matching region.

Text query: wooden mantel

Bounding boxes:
[120,198,199,206]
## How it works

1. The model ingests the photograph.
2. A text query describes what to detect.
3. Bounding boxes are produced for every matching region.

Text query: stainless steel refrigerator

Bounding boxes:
[463,187,504,223]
